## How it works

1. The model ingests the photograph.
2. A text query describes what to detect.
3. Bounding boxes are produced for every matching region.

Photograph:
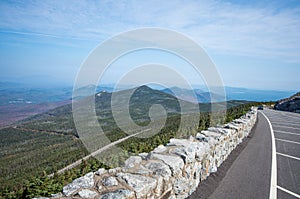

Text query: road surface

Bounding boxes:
[263,109,300,199]
[189,109,300,199]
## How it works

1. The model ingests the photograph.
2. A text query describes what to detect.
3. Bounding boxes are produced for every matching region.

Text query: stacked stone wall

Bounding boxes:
[43,108,257,199]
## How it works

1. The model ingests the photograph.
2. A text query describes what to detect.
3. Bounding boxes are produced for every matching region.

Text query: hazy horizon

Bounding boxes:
[1,78,298,94]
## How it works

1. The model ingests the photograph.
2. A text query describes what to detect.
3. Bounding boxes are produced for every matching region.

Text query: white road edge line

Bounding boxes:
[281,114,300,120]
[277,152,300,161]
[260,111,277,199]
[274,112,300,119]
[267,115,300,121]
[275,138,300,145]
[273,125,300,131]
[277,185,300,198]
[272,122,300,127]
[274,130,300,136]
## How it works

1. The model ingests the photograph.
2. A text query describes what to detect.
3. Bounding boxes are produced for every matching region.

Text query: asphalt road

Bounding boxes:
[209,111,272,199]
[189,109,300,199]
[263,109,300,199]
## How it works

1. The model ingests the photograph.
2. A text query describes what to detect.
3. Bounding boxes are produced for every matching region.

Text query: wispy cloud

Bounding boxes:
[0,0,299,62]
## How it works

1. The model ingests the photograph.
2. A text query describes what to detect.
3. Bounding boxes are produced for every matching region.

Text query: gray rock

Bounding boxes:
[168,138,209,160]
[208,127,233,135]
[78,189,99,198]
[201,130,221,138]
[234,118,247,124]
[145,161,172,178]
[174,178,189,195]
[95,168,107,176]
[117,172,157,198]
[99,189,135,199]
[170,147,195,163]
[138,152,148,160]
[225,123,241,131]
[148,153,184,175]
[185,165,192,179]
[207,137,217,147]
[192,143,209,160]
[154,176,164,196]
[102,176,118,186]
[195,133,208,142]
[274,95,300,112]
[124,156,142,169]
[97,184,103,190]
[210,165,217,173]
[108,167,122,174]
[153,145,167,153]
[188,135,195,141]
[193,161,202,185]
[131,165,152,175]
[32,197,49,199]
[168,138,193,147]
[50,193,63,198]
[63,172,94,196]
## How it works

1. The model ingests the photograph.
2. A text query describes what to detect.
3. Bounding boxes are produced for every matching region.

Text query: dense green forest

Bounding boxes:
[0,86,268,198]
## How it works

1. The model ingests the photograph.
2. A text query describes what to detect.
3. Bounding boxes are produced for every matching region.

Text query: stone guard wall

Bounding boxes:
[48,108,257,199]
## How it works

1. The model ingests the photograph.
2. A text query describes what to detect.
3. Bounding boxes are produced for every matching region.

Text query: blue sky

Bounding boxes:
[0,0,299,90]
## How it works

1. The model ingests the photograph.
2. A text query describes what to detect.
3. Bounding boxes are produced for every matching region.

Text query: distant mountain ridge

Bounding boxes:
[17,85,190,136]
[18,85,249,137]
[0,82,295,127]
[161,86,224,103]
[1,81,295,105]
[160,86,295,103]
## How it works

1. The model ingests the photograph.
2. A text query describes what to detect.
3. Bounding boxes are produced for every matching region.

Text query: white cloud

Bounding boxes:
[0,0,299,62]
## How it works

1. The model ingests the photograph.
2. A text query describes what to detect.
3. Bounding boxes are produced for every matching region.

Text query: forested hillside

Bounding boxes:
[0,86,261,198]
